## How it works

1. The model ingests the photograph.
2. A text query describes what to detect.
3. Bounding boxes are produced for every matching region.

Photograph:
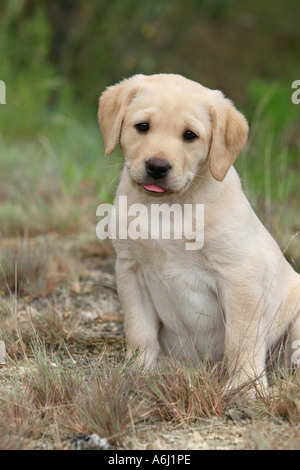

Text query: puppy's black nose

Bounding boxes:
[145,157,172,180]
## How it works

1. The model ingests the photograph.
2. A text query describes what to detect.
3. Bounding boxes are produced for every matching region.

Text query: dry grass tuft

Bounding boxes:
[134,359,252,423]
[60,358,151,446]
[25,341,81,414]
[0,332,299,449]
[0,238,80,299]
[0,381,44,449]
[258,371,300,424]
[28,301,82,349]
[0,249,299,449]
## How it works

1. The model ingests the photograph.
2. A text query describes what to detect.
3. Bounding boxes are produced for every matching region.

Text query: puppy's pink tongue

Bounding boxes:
[142,184,166,193]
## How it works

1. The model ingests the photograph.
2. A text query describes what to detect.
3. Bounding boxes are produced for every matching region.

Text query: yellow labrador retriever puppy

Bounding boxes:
[98,73,300,390]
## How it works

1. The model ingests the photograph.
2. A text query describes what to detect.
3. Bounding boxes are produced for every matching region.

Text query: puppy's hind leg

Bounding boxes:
[283,275,300,375]
[285,313,300,374]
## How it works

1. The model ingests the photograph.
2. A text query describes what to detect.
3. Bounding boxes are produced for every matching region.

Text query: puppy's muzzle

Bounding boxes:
[145,157,172,180]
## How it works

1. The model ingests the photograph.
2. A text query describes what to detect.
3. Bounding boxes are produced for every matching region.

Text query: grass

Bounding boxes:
[0,237,81,298]
[235,81,300,267]
[0,113,123,238]
[0,314,299,450]
[0,291,299,450]
[0,238,300,451]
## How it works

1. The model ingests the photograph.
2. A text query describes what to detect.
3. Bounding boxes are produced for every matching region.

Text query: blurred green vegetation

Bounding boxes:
[1,0,300,110]
[0,0,299,259]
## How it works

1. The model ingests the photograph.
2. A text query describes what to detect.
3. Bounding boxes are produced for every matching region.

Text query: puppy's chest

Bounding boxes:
[133,241,219,328]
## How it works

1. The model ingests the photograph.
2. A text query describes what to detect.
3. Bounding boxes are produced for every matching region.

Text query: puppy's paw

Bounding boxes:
[126,347,159,370]
[225,374,269,400]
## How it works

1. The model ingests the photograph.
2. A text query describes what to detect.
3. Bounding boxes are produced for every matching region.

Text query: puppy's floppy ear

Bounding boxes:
[98,76,140,156]
[208,97,248,181]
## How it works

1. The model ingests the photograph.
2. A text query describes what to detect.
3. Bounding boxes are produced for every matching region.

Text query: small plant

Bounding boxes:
[136,358,251,423]
[0,380,44,450]
[61,358,151,446]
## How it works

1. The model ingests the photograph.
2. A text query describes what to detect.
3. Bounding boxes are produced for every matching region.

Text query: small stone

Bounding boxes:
[71,433,109,450]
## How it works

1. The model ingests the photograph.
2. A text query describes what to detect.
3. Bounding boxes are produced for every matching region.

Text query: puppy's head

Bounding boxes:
[98,74,248,195]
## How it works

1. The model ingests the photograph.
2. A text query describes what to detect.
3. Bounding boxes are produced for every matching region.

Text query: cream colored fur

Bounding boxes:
[98,73,300,389]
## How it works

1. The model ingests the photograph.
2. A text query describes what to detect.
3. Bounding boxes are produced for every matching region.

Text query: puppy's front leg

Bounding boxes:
[116,259,161,368]
[222,284,268,391]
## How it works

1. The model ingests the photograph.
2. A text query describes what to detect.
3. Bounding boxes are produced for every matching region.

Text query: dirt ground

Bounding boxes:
[1,236,300,450]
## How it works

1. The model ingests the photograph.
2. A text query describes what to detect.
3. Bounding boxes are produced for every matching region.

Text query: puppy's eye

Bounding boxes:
[135,122,149,133]
[183,130,198,141]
